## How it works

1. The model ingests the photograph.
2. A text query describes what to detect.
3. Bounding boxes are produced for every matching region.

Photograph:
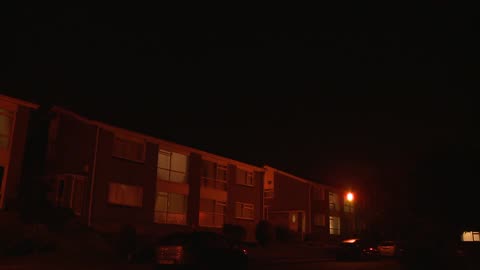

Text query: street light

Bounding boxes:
[346,192,354,202]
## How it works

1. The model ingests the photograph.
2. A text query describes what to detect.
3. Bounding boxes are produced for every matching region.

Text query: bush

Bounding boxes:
[255,220,274,246]
[223,224,246,243]
[116,224,137,261]
[275,225,295,242]
[46,207,75,232]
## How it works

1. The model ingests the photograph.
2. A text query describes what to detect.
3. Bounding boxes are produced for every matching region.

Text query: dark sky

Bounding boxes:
[2,6,477,204]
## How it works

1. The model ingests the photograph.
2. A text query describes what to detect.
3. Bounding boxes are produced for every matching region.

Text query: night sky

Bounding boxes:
[3,6,478,219]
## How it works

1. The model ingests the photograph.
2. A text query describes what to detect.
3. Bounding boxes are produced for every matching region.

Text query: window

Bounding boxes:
[344,200,354,213]
[157,150,188,183]
[264,189,274,199]
[329,216,341,235]
[0,108,13,149]
[154,192,187,225]
[235,202,254,220]
[236,169,254,186]
[329,192,340,211]
[112,135,145,162]
[313,187,325,200]
[201,160,228,190]
[199,199,225,228]
[462,231,480,242]
[314,213,326,226]
[108,182,143,207]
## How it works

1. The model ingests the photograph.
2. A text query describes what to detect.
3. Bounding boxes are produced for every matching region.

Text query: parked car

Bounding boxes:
[335,238,380,261]
[154,231,248,269]
[377,240,397,256]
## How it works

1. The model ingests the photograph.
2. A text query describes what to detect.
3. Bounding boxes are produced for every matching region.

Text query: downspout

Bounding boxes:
[307,184,312,239]
[88,126,100,227]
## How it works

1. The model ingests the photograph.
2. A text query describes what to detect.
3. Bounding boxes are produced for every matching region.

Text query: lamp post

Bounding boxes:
[345,192,356,235]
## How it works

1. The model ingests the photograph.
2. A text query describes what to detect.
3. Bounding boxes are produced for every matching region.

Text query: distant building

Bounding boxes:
[0,95,38,209]
[43,107,264,241]
[263,166,359,241]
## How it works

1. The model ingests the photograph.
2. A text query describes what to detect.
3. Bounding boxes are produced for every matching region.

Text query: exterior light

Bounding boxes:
[346,192,354,202]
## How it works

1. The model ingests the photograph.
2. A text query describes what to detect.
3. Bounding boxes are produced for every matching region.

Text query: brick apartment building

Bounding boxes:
[44,107,264,241]
[263,166,357,242]
[0,95,38,209]
[1,93,362,242]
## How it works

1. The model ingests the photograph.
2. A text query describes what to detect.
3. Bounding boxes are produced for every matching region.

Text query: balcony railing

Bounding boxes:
[201,177,227,190]
[198,211,225,228]
[154,211,187,225]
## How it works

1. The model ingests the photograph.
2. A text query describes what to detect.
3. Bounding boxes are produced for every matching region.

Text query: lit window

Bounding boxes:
[462,231,480,242]
[199,199,225,228]
[154,192,187,225]
[329,216,341,235]
[236,169,254,186]
[0,108,13,149]
[108,182,143,207]
[112,135,145,162]
[235,202,254,220]
[157,150,188,183]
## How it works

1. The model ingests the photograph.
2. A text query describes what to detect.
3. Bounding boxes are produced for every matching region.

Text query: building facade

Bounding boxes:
[1,93,360,242]
[0,95,38,209]
[44,107,264,241]
[263,166,358,242]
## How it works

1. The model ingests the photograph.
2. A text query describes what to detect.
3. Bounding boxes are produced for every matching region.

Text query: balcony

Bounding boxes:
[154,211,186,225]
[198,211,224,228]
[200,177,227,202]
[201,177,227,190]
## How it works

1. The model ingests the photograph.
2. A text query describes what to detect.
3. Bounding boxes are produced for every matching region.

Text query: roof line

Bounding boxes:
[0,95,39,109]
[51,106,264,171]
[264,165,339,190]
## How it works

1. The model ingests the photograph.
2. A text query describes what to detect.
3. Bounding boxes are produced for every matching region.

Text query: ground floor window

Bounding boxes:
[199,199,225,228]
[154,192,187,225]
[108,182,143,207]
[235,202,254,220]
[329,216,341,235]
[462,231,480,242]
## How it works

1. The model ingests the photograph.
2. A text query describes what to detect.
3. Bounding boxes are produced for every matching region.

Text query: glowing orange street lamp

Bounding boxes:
[346,192,354,202]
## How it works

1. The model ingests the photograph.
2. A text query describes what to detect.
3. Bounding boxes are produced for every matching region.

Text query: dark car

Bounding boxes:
[153,231,248,269]
[335,238,380,261]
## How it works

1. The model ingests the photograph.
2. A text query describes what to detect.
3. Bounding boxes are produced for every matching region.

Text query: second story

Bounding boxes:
[46,107,264,205]
[263,165,357,216]
[0,95,38,166]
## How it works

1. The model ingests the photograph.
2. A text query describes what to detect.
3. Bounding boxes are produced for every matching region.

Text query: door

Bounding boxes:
[297,212,303,233]
[54,174,87,216]
[71,179,86,216]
